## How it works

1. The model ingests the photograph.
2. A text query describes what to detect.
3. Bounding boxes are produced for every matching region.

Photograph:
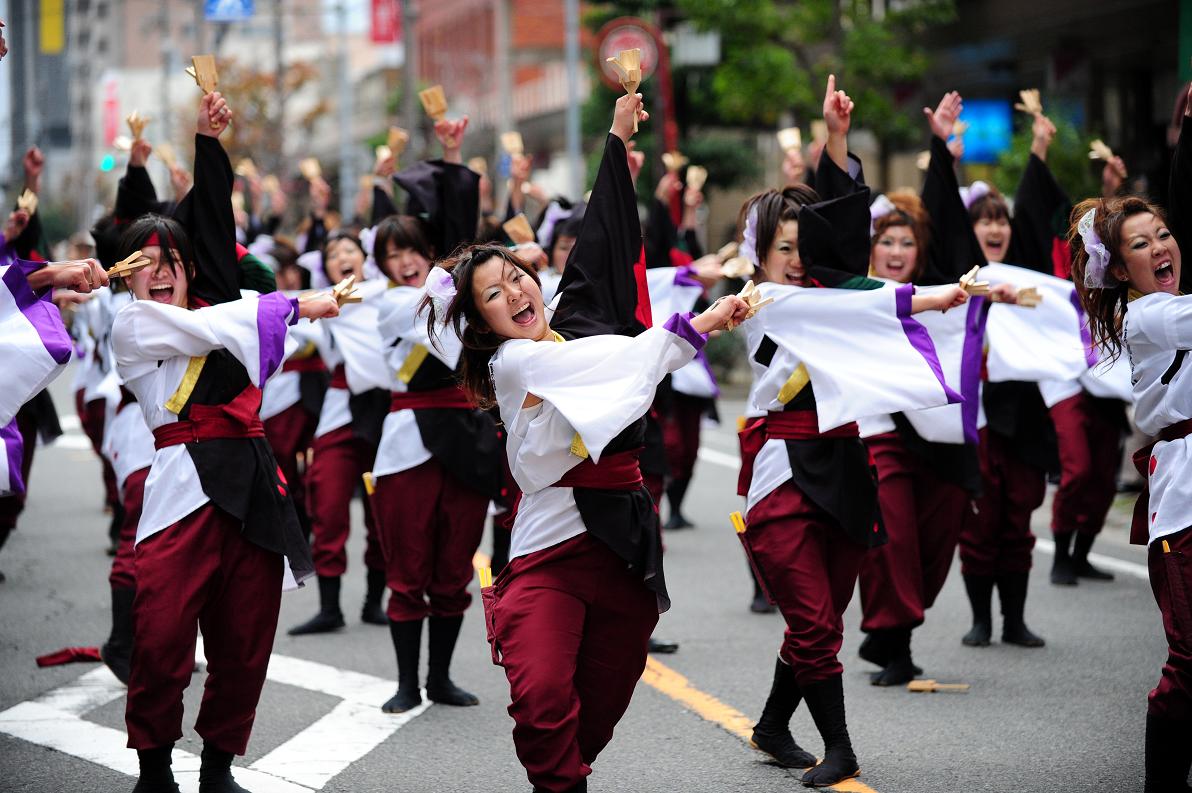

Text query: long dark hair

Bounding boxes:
[1070,195,1170,363]
[422,244,542,408]
[740,185,820,280]
[321,230,365,281]
[373,216,433,280]
[117,214,196,285]
[871,189,932,280]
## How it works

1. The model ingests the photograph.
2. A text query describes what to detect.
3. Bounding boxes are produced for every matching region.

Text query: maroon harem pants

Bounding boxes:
[263,403,316,524]
[662,393,704,482]
[372,458,489,622]
[76,390,119,509]
[1149,525,1192,721]
[959,428,1043,577]
[305,425,382,578]
[860,432,969,632]
[1050,392,1121,537]
[488,533,657,793]
[125,503,282,754]
[109,467,148,590]
[745,480,866,686]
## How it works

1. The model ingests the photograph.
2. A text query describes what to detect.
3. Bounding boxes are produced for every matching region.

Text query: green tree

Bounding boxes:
[990,113,1100,210]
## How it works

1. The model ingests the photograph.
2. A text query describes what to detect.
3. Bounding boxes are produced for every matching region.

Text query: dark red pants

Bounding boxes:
[109,467,148,590]
[1050,393,1121,537]
[489,533,657,793]
[745,481,866,686]
[263,404,316,521]
[0,406,37,530]
[959,429,1043,577]
[75,391,119,509]
[860,433,969,632]
[126,503,283,754]
[1149,526,1192,721]
[372,459,489,622]
[662,394,704,482]
[305,426,382,578]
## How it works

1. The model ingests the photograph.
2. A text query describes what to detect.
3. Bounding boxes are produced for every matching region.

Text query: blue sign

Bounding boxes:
[959,99,1012,165]
[205,0,254,21]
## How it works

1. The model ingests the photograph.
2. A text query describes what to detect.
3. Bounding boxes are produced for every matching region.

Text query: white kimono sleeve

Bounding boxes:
[0,261,73,427]
[493,313,706,484]
[111,292,298,387]
[754,282,961,432]
[980,262,1092,384]
[323,279,392,394]
[377,284,462,375]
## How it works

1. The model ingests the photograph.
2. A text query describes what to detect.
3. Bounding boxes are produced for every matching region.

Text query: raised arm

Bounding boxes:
[393,117,480,258]
[920,91,986,284]
[171,92,239,305]
[1008,112,1068,274]
[1172,87,1192,294]
[551,93,648,339]
[115,139,161,221]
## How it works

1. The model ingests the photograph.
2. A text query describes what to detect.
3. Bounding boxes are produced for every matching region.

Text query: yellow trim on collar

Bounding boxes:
[164,355,208,414]
[777,363,810,405]
[397,343,430,384]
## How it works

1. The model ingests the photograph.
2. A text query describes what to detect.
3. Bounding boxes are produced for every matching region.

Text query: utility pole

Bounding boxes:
[494,0,512,167]
[273,0,285,174]
[564,0,582,198]
[401,0,420,153]
[336,0,355,218]
[160,2,174,147]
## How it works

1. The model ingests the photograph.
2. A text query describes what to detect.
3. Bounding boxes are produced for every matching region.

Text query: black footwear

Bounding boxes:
[101,587,136,685]
[1050,531,1078,586]
[750,568,777,614]
[425,615,479,706]
[800,675,860,787]
[1144,713,1192,792]
[131,745,180,793]
[1072,533,1115,581]
[750,657,817,769]
[361,568,388,625]
[961,574,994,647]
[665,478,694,529]
[198,744,250,793]
[288,575,345,635]
[869,629,917,686]
[997,572,1045,647]
[859,630,922,677]
[382,618,424,713]
[648,637,679,654]
[533,781,588,793]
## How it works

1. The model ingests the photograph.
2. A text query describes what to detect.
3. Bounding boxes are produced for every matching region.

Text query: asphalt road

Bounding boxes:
[0,373,1164,793]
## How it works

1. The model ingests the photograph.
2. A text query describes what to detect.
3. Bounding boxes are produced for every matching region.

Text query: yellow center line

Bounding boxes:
[641,657,880,793]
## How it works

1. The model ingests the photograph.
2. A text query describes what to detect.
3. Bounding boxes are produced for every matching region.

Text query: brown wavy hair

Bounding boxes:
[968,188,1010,224]
[871,189,932,280]
[1070,195,1170,363]
[422,244,542,408]
[739,185,821,281]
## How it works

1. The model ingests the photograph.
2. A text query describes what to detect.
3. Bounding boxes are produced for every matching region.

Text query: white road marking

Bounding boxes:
[695,444,1152,582]
[0,645,428,791]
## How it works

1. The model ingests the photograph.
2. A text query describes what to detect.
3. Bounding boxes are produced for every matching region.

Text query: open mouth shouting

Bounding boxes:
[511,302,537,327]
[1154,257,1177,290]
[399,267,422,287]
[147,282,176,304]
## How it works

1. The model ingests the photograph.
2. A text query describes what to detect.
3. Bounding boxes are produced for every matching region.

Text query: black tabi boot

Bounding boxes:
[101,587,136,685]
[382,618,424,713]
[997,572,1046,647]
[287,575,345,635]
[131,744,179,793]
[750,566,776,614]
[0,525,11,583]
[799,675,860,787]
[663,478,694,530]
[198,744,250,793]
[1072,532,1115,581]
[361,568,388,625]
[961,574,994,647]
[425,615,479,706]
[1050,531,1078,586]
[1144,713,1192,792]
[533,781,587,793]
[750,657,817,768]
[869,628,918,687]
[648,636,680,654]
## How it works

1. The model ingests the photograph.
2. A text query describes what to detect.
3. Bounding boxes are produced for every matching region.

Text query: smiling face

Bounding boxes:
[128,245,189,307]
[759,220,805,286]
[1113,212,1181,295]
[551,234,576,273]
[871,225,918,283]
[324,237,365,283]
[472,257,549,341]
[382,240,431,287]
[974,216,1012,262]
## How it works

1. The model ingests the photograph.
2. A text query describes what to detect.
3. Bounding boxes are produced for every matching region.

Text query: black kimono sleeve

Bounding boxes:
[1171,121,1192,294]
[551,134,643,340]
[171,134,239,305]
[813,151,866,202]
[644,197,677,269]
[370,184,399,227]
[920,136,985,285]
[11,207,43,259]
[115,164,160,222]
[1007,153,1069,275]
[303,214,327,255]
[394,160,480,257]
